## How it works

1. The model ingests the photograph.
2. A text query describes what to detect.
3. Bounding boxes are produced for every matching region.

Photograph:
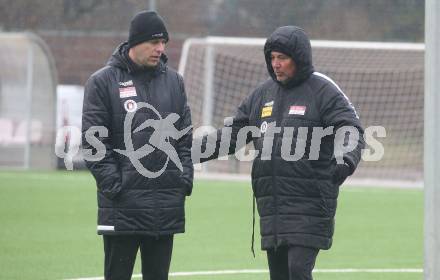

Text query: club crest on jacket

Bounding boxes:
[124,99,138,112]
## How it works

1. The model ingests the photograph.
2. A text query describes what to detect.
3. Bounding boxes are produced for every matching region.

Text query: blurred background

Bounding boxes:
[0,0,424,84]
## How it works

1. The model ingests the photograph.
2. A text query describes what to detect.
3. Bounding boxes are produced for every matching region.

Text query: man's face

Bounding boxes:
[271,51,296,82]
[130,38,167,67]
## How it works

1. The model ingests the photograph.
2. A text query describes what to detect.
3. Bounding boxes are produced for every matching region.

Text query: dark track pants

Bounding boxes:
[267,245,319,280]
[103,235,174,280]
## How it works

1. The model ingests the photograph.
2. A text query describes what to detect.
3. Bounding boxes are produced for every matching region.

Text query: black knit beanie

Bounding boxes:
[128,10,169,48]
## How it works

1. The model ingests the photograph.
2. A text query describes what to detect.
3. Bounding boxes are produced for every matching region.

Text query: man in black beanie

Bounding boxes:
[82,10,193,280]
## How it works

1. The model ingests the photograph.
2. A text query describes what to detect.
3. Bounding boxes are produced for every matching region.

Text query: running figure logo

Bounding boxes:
[115,102,191,178]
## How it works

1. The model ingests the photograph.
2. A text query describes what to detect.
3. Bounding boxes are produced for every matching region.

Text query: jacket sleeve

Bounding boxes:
[195,91,254,163]
[319,84,365,176]
[176,75,194,195]
[82,74,121,199]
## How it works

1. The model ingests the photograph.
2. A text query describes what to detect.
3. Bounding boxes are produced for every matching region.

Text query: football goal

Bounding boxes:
[0,33,57,169]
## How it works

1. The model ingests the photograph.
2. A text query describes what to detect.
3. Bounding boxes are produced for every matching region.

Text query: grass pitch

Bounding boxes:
[0,171,422,280]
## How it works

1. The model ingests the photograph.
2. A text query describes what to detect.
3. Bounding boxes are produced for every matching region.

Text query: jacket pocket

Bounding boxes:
[309,160,335,217]
[159,170,190,196]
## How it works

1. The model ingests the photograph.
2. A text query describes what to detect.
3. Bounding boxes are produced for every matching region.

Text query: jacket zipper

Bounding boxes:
[135,76,160,237]
[272,88,285,249]
[145,81,160,238]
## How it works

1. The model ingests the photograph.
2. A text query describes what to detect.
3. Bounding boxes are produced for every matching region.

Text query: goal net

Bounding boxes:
[179,37,424,184]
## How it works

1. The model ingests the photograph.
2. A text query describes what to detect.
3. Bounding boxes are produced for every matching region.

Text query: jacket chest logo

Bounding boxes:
[124,99,138,112]
[261,100,274,118]
[289,105,306,115]
[119,80,137,98]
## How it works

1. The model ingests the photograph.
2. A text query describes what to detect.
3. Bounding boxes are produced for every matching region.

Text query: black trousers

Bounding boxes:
[103,235,174,280]
[266,245,319,280]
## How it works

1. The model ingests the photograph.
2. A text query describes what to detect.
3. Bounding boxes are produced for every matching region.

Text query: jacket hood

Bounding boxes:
[264,26,314,88]
[107,41,167,74]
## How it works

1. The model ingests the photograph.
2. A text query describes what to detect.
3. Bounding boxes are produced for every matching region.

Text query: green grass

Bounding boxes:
[0,171,423,280]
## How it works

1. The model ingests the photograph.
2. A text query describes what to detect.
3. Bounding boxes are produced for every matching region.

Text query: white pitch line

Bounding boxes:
[64,268,423,280]
[313,268,423,273]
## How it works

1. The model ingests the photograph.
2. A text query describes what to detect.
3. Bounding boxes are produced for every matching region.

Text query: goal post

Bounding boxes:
[179,36,424,184]
[424,0,440,278]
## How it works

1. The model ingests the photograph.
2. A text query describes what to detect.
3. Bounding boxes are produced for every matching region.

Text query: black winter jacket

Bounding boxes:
[82,42,193,236]
[200,26,364,250]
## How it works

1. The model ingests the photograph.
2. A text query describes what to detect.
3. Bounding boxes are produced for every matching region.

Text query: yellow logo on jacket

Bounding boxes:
[261,106,273,118]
